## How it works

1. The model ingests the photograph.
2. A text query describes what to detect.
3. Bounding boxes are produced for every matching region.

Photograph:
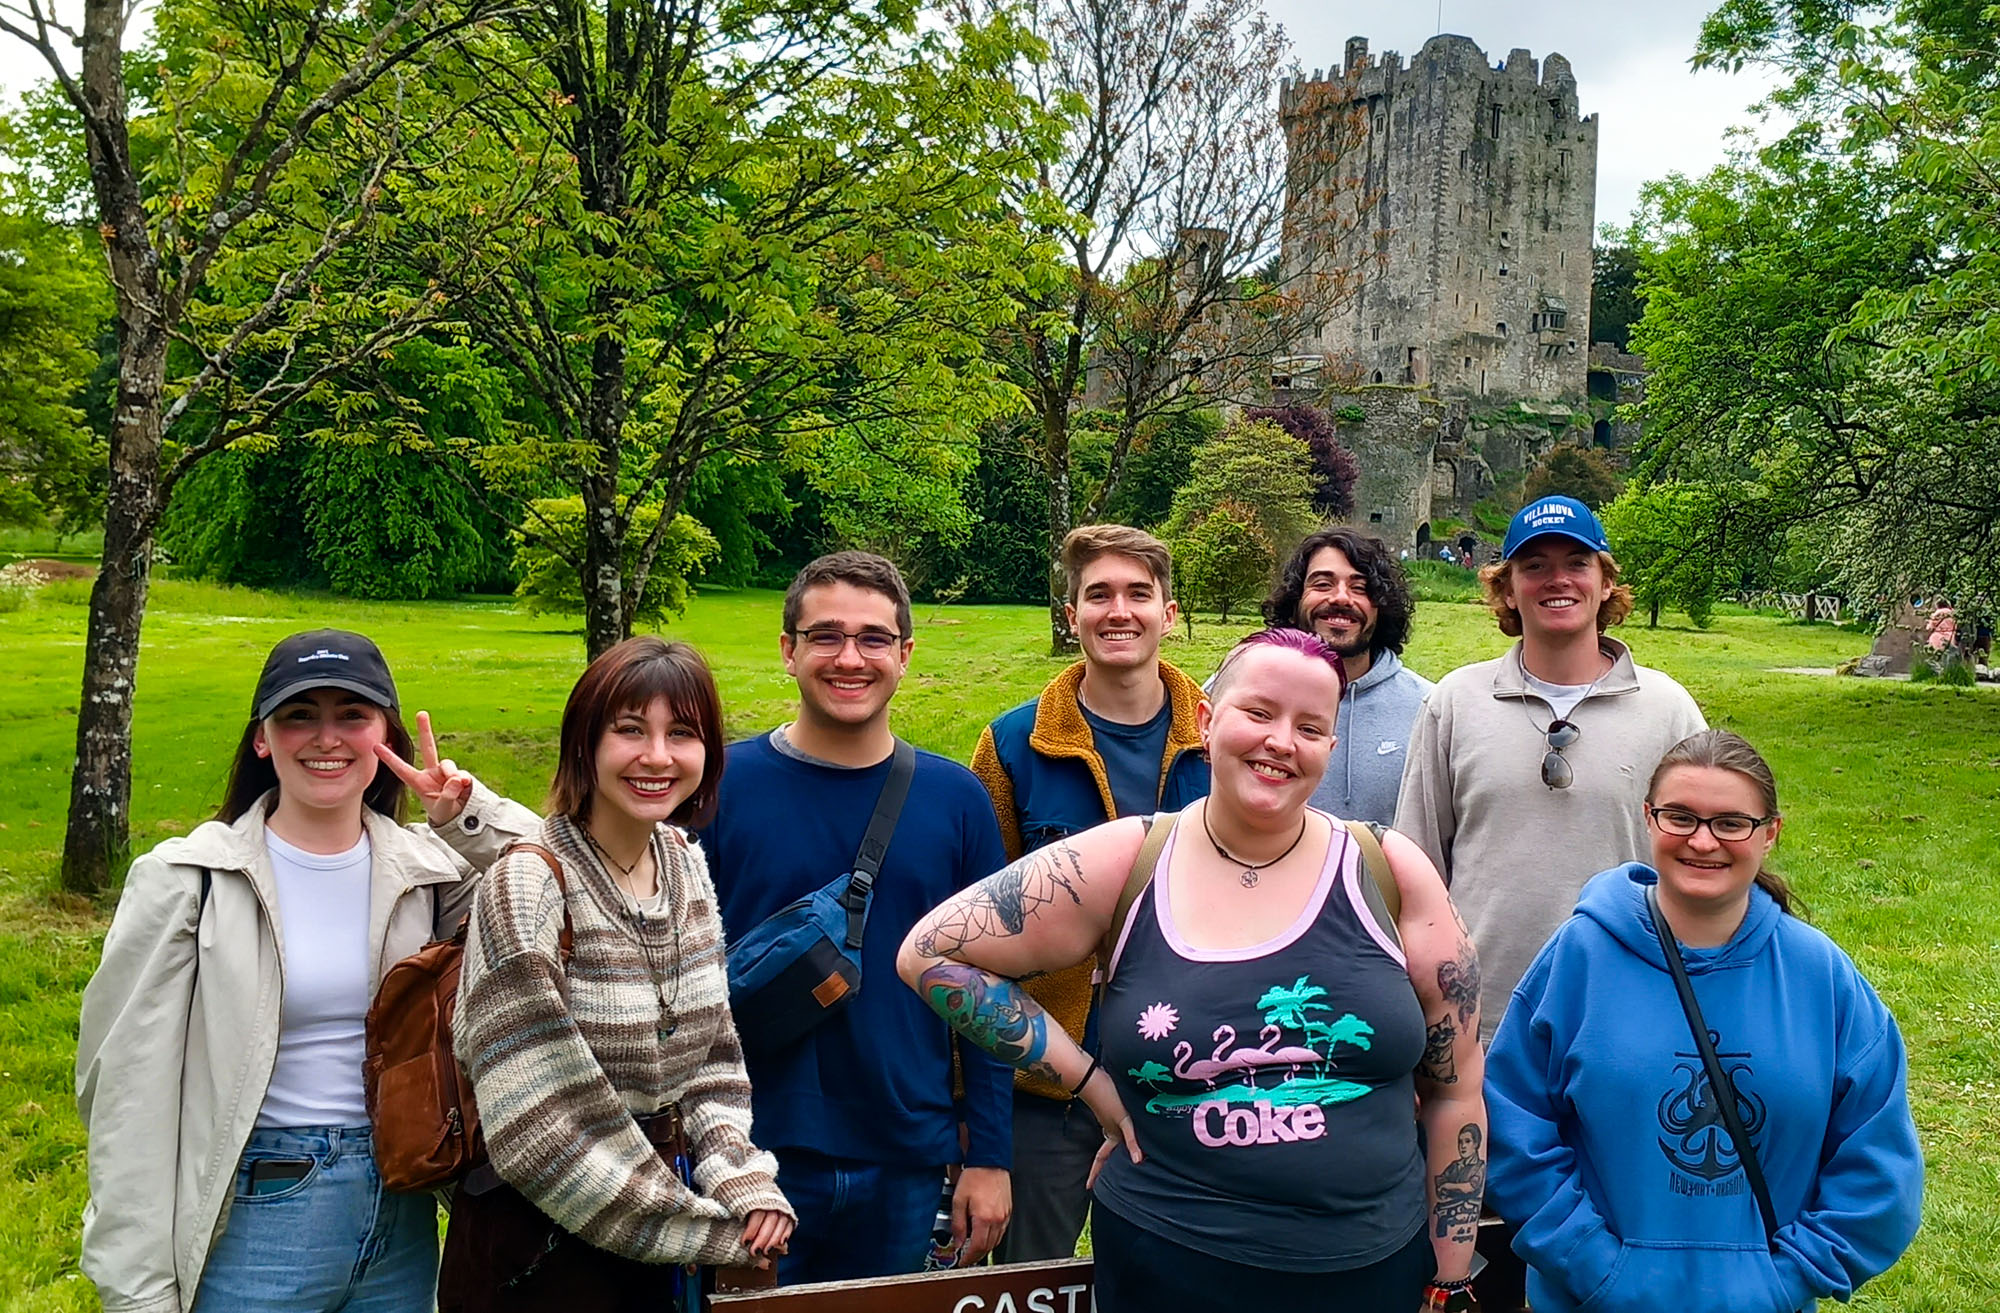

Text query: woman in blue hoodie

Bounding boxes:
[1484,729,1921,1313]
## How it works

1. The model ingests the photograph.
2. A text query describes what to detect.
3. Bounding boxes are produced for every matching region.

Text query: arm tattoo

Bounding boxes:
[1418,1016,1458,1084]
[917,962,1059,1084]
[1432,1123,1486,1244]
[1437,938,1481,1029]
[913,842,1084,957]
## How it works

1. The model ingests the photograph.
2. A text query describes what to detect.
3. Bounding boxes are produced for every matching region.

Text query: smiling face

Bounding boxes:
[254,688,392,817]
[1295,545,1378,660]
[1647,764,1781,915]
[1504,537,1610,644]
[1198,644,1338,821]
[592,695,707,835]
[1066,552,1175,673]
[781,580,913,734]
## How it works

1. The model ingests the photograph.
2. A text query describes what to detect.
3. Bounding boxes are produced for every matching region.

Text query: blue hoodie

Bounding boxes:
[1485,864,1922,1313]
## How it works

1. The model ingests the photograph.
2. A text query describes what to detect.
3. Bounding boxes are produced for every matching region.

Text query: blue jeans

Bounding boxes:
[194,1125,437,1312]
[772,1147,943,1285]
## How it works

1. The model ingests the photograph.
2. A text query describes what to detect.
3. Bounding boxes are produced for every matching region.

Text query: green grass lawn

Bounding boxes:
[2,580,1995,1309]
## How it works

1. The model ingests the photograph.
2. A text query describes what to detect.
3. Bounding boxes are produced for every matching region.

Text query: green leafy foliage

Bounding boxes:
[512,498,719,625]
[1524,444,1624,510]
[0,205,109,532]
[1602,483,1724,628]
[1590,243,1644,353]
[1170,502,1272,624]
[1162,419,1318,562]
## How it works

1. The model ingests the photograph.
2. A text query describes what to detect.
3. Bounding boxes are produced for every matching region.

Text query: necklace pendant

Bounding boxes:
[1239,868,1260,888]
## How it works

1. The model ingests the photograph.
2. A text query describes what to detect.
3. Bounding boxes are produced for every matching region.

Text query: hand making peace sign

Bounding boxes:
[373,711,477,827]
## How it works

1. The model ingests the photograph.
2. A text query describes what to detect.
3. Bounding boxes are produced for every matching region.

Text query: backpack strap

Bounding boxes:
[1344,820,1402,950]
[503,841,575,969]
[1095,811,1178,989]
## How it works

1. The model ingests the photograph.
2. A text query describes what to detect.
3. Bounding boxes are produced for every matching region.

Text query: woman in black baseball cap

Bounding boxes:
[76,628,540,1311]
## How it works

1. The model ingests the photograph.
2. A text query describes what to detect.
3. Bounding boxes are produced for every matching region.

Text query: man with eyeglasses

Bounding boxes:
[969,524,1210,1264]
[699,551,1015,1283]
[1394,497,1704,1310]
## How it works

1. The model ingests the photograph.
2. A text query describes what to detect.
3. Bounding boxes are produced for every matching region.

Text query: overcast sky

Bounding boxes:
[1,0,1774,228]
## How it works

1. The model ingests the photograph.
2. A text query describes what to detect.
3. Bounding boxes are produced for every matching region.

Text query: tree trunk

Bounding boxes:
[579,467,625,660]
[62,331,167,895]
[1043,405,1076,655]
[1649,598,1661,628]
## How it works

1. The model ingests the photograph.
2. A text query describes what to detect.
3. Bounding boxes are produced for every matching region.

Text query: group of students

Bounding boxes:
[73,496,1922,1313]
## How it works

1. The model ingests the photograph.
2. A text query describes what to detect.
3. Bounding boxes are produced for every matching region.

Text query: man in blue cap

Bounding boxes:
[1395,495,1706,1040]
[1394,495,1706,1312]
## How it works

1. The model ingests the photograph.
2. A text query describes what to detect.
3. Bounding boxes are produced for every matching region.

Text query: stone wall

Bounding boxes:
[1319,386,1444,551]
[1586,342,1646,449]
[1281,35,1598,405]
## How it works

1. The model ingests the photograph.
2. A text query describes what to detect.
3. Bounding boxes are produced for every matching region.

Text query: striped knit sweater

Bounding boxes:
[456,814,791,1266]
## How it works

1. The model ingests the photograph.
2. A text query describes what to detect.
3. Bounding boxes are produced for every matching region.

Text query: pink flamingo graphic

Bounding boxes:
[1229,1024,1323,1079]
[1171,1030,1236,1088]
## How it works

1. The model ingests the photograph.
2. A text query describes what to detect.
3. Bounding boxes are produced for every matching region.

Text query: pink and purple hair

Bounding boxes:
[1210,627,1348,701]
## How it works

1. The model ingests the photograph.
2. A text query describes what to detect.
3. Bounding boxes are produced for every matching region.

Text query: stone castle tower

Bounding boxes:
[1281,35,1599,402]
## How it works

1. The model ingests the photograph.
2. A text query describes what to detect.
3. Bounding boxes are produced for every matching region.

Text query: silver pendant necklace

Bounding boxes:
[1202,805,1310,888]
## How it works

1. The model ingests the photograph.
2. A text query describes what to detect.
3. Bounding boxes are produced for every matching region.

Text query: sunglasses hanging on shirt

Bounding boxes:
[1541,718,1580,789]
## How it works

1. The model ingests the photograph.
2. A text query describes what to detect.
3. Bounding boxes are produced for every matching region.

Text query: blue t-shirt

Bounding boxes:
[1079,698,1174,819]
[698,730,1014,1169]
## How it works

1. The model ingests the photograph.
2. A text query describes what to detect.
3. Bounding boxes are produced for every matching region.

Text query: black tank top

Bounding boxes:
[1092,810,1428,1270]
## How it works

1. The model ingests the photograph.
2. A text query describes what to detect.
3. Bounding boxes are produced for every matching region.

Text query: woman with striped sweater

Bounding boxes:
[441,637,794,1311]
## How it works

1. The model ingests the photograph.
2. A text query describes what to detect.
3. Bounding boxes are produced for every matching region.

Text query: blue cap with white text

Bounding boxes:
[1501,495,1609,559]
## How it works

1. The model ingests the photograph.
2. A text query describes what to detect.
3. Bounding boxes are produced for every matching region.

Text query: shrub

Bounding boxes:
[511,498,721,625]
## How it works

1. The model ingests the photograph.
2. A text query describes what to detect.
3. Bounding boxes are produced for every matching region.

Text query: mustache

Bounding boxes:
[1310,603,1366,626]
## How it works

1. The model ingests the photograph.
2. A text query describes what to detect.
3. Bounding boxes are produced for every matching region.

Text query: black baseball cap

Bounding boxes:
[253,630,400,720]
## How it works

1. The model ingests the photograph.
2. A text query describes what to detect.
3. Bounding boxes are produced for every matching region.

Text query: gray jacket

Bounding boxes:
[1393,638,1705,1039]
[1308,648,1433,826]
[75,784,536,1313]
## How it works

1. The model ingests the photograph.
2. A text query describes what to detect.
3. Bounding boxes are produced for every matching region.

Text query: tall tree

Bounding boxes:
[361,0,1047,657]
[0,204,107,529]
[0,0,536,892]
[951,0,1372,651]
[1590,241,1643,353]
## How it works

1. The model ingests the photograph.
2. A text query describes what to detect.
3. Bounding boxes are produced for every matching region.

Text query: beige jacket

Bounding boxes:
[74,784,537,1313]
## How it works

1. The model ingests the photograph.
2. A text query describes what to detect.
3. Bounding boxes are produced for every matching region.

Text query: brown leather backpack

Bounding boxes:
[364,842,572,1193]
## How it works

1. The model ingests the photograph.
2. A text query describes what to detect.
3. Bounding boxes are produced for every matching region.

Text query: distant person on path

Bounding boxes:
[442,638,794,1309]
[1485,730,1922,1313]
[1264,526,1430,827]
[76,630,538,1311]
[698,552,1014,1283]
[1925,601,1957,654]
[970,525,1209,1264]
[1395,496,1705,1310]
[903,629,1487,1313]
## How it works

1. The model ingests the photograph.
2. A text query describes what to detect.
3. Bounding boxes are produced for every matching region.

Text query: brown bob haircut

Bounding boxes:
[1061,524,1173,604]
[1477,551,1635,637]
[782,550,913,639]
[548,636,726,828]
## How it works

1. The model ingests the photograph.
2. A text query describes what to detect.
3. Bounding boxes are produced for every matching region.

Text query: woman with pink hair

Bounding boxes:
[900,628,1486,1313]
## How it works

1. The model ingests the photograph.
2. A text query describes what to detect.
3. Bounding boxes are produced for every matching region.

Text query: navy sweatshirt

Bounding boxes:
[699,731,1013,1169]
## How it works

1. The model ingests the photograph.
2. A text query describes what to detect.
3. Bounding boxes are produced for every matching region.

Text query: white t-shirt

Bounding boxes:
[257,827,373,1129]
[1522,670,1596,722]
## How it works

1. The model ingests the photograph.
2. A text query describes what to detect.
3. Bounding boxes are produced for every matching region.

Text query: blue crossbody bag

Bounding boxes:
[725,738,915,1059]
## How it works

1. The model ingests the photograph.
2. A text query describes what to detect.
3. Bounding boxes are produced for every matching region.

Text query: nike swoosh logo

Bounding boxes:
[1377,741,1401,755]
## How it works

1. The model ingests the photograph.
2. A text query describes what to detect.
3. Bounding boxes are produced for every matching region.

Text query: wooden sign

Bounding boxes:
[711,1259,1094,1313]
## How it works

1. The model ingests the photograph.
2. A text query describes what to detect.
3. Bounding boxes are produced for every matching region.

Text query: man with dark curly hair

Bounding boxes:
[1262,526,1430,825]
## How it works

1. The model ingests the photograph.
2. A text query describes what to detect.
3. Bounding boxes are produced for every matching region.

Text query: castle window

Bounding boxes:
[1372,371,1384,383]
[1560,251,1566,268]
[1372,326,1382,341]
[1489,105,1502,137]
[1498,264,1509,277]
[1497,321,1507,335]
[1463,357,1473,369]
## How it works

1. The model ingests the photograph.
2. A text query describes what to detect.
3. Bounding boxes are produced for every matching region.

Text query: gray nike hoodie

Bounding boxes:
[1308,648,1433,826]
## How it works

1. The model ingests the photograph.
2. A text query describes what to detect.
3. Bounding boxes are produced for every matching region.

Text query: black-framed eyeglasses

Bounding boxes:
[1646,804,1776,842]
[792,626,904,656]
[1540,718,1579,789]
